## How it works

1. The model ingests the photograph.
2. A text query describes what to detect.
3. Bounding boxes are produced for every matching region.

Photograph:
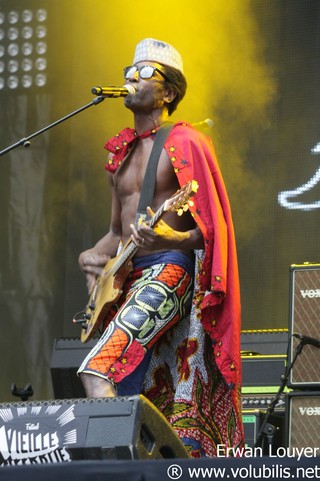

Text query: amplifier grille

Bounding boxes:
[289,265,320,388]
[287,392,320,451]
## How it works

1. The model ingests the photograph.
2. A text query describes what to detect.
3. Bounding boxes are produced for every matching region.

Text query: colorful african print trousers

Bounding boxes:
[78,258,193,386]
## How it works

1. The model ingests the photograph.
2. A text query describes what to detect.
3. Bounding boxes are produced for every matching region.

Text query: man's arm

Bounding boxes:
[130,206,204,251]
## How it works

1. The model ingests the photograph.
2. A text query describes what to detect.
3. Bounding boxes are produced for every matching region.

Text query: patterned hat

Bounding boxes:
[133,38,183,73]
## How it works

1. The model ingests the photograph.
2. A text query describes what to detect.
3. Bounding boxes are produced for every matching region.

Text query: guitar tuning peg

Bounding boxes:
[183,204,189,212]
[188,200,194,207]
[177,208,183,216]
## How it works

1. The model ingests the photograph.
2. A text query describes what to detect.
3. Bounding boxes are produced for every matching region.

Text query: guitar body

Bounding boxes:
[80,257,133,343]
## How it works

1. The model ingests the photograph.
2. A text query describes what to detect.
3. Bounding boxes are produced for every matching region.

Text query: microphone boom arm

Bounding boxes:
[0,95,106,157]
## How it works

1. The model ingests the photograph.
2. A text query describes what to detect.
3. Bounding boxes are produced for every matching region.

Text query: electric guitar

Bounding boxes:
[74,179,198,343]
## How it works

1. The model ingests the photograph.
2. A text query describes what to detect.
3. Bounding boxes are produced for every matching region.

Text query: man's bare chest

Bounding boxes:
[114,142,177,199]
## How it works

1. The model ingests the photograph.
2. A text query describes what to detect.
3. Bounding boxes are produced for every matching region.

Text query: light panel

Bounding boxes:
[0,4,48,91]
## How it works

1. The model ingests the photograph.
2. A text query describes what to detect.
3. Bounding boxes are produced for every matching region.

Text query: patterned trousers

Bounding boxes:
[78,258,194,390]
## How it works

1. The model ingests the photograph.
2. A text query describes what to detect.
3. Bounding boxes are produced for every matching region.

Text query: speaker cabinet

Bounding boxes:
[286,391,320,453]
[0,395,188,466]
[288,264,320,388]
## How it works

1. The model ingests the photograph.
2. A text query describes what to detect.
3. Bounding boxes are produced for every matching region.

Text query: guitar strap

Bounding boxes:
[135,122,173,225]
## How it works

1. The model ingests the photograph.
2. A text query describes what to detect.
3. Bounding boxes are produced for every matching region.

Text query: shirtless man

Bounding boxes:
[78,39,203,398]
[77,39,244,457]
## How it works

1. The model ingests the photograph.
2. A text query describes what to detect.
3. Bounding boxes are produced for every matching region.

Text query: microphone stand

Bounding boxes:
[254,337,305,450]
[0,95,106,157]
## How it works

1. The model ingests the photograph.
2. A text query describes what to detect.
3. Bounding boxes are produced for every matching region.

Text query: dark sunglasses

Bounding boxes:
[123,65,169,81]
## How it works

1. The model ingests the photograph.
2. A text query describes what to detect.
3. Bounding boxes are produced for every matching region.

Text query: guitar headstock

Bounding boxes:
[164,180,198,216]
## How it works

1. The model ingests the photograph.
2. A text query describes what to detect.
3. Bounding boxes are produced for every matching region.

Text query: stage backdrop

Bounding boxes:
[0,0,319,401]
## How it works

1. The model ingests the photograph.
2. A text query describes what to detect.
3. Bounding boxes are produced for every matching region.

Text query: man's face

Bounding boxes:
[123,61,171,113]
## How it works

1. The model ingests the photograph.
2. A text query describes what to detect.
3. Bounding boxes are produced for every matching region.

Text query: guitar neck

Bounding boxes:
[111,240,138,274]
[147,203,165,228]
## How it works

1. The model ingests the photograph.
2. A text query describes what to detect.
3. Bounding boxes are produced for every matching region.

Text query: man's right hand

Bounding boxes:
[78,250,110,294]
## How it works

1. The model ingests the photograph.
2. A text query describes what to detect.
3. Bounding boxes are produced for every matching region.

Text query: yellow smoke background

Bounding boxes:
[59,0,277,245]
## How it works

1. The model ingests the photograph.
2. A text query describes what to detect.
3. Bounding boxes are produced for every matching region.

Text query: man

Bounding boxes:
[77,38,244,457]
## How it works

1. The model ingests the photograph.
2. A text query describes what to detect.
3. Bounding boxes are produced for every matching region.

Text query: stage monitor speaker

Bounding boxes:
[288,263,320,389]
[286,391,320,453]
[0,395,189,466]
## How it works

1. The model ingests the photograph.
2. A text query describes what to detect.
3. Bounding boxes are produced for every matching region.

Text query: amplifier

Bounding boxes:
[286,391,320,452]
[288,264,320,388]
[241,329,289,356]
[241,355,286,388]
[242,388,286,412]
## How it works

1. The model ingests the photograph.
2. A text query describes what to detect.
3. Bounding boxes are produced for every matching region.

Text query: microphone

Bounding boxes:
[293,333,320,348]
[192,118,214,132]
[91,84,136,97]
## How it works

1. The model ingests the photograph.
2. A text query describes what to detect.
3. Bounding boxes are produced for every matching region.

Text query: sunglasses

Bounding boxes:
[123,65,169,82]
